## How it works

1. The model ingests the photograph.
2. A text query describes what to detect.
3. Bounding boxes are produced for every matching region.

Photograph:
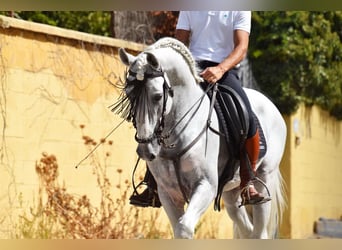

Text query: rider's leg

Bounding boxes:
[129,166,161,208]
[239,127,266,205]
[215,67,269,206]
[195,61,269,206]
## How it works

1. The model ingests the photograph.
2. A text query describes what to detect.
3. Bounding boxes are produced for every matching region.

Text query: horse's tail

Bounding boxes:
[267,169,287,238]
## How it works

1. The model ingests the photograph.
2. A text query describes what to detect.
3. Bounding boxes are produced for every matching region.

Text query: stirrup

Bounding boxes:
[129,158,161,208]
[239,177,271,208]
[129,181,161,208]
[129,189,161,208]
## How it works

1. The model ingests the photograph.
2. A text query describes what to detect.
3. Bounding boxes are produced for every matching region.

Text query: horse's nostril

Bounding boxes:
[136,146,157,161]
[149,154,156,161]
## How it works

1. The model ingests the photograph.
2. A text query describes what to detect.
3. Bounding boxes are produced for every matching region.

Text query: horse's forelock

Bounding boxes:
[110,53,148,122]
[129,54,148,79]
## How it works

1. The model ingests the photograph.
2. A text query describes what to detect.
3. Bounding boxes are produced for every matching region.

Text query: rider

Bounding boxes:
[129,11,269,208]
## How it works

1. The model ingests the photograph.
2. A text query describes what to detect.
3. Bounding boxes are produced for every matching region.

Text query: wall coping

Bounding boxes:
[0,14,146,52]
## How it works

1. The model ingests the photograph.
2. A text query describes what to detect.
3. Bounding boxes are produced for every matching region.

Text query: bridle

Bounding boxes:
[127,66,174,146]
[128,64,218,150]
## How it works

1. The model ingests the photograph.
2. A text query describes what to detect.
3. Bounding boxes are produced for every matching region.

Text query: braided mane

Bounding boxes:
[146,37,203,83]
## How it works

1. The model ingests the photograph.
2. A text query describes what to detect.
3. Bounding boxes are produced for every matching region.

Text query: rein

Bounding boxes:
[160,83,217,157]
[158,82,216,149]
[131,68,217,150]
[156,81,218,204]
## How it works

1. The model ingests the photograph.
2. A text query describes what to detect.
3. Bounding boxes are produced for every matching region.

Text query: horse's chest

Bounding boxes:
[150,159,194,192]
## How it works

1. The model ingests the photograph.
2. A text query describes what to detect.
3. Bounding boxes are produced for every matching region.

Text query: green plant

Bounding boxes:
[249,11,342,119]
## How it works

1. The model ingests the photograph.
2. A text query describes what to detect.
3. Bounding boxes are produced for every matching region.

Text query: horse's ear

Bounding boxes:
[118,48,135,66]
[145,52,160,69]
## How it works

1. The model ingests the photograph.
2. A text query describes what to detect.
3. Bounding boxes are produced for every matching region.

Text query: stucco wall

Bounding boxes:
[0,15,158,237]
[0,15,234,239]
[1,15,341,239]
[281,105,342,238]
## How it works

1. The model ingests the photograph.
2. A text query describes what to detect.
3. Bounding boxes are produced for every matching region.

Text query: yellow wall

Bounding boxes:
[0,16,233,239]
[1,15,341,239]
[281,105,342,238]
[0,15,155,237]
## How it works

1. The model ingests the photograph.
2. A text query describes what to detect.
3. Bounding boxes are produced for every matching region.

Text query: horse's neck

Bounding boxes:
[173,83,203,110]
[167,69,207,132]
[156,47,206,120]
[159,48,200,88]
[168,64,203,114]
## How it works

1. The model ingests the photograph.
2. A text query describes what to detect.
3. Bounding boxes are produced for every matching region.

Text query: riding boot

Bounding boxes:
[129,167,161,208]
[239,129,269,206]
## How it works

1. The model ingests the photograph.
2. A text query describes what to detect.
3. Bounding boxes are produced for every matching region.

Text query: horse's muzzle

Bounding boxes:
[136,143,159,161]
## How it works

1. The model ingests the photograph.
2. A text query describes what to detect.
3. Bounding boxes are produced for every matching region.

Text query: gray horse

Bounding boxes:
[114,37,287,239]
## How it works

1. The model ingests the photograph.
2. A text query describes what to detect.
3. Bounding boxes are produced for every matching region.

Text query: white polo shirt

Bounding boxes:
[176,11,251,63]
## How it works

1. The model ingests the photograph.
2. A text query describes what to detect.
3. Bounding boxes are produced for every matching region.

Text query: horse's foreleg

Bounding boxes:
[174,180,216,238]
[157,189,185,237]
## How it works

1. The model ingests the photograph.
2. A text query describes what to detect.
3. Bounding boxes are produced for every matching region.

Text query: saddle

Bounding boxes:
[206,84,267,211]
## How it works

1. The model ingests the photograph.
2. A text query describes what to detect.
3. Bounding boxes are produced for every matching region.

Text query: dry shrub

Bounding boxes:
[15,126,171,239]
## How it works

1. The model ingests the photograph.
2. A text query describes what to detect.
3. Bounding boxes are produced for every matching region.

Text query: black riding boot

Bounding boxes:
[129,167,161,208]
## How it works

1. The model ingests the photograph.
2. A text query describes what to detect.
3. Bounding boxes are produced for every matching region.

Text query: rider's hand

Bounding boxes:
[200,65,225,84]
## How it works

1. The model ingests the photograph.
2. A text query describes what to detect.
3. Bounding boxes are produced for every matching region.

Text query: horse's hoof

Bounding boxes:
[175,223,194,239]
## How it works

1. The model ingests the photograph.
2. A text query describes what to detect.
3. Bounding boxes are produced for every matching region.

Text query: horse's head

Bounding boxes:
[117,48,174,161]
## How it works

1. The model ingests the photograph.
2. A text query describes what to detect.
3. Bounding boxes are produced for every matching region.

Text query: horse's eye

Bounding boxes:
[153,94,163,102]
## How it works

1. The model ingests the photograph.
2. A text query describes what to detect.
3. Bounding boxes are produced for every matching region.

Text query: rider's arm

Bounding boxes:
[200,29,249,84]
[218,29,249,73]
